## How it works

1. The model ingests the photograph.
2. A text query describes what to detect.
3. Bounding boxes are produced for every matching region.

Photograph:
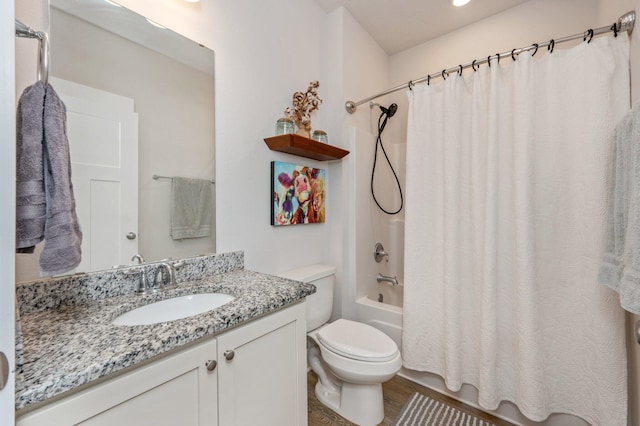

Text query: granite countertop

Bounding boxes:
[15,268,315,412]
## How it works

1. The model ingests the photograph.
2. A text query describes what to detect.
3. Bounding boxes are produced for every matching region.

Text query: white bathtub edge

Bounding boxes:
[356,295,403,314]
[355,295,403,349]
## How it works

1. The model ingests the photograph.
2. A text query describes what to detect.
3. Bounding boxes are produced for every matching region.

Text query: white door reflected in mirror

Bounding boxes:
[52,77,139,273]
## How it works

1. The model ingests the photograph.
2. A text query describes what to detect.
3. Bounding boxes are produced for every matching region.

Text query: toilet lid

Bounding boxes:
[317,319,398,362]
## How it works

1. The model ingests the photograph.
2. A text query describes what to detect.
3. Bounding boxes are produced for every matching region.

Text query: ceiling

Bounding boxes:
[314,0,530,54]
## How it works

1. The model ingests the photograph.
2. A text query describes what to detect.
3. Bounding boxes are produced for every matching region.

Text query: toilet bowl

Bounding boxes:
[308,319,402,425]
[313,319,401,384]
[279,265,401,426]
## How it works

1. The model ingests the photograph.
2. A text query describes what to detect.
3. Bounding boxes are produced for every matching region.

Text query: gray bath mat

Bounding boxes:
[393,392,496,426]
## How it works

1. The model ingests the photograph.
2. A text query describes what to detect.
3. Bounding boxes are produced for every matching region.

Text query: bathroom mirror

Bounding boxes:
[16,0,215,280]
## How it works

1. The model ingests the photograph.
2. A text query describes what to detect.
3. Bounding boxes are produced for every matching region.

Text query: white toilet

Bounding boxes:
[280,264,402,426]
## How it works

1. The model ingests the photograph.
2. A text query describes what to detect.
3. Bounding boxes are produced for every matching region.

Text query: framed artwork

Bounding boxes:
[271,161,326,226]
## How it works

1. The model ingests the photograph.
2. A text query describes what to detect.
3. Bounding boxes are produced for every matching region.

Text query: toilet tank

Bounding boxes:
[279,264,336,332]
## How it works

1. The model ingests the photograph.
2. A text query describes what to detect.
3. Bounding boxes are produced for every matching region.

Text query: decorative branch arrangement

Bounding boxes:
[284,80,323,138]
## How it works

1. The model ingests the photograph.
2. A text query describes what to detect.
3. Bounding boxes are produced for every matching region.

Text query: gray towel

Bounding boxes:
[170,177,212,240]
[38,84,83,276]
[599,102,640,314]
[16,81,46,252]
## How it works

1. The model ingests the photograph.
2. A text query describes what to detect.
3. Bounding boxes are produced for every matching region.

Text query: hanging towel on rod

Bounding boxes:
[15,82,82,276]
[170,177,213,240]
[599,101,640,314]
[38,84,83,276]
[16,81,46,253]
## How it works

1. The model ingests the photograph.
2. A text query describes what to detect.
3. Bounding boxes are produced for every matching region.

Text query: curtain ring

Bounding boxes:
[496,53,501,64]
[531,43,539,56]
[511,48,518,61]
[471,59,478,71]
[583,28,594,43]
[442,69,447,80]
[548,39,555,53]
[487,55,491,67]
[408,80,414,91]
[457,64,463,76]
[427,75,431,86]
[611,22,619,37]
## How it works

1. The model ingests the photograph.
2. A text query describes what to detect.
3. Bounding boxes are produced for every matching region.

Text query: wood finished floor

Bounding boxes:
[307,372,515,426]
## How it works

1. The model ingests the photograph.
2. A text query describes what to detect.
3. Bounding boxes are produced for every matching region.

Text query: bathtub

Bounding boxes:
[355,295,403,348]
[354,295,524,424]
[354,297,574,426]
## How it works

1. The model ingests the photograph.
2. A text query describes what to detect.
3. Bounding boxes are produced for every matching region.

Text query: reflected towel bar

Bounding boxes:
[153,174,215,184]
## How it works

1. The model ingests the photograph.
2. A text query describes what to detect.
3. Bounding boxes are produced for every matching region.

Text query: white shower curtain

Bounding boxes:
[403,34,629,424]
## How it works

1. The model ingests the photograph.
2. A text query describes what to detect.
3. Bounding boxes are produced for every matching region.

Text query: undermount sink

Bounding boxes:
[112,293,235,326]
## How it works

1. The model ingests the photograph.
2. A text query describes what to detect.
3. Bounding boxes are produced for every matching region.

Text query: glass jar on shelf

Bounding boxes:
[311,130,328,143]
[275,117,295,135]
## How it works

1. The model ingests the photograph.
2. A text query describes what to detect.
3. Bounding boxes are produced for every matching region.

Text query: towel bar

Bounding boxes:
[15,19,49,84]
[153,174,215,184]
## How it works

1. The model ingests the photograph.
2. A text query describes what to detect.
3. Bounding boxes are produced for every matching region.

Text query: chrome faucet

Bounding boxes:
[154,262,177,290]
[376,273,399,286]
[126,254,149,294]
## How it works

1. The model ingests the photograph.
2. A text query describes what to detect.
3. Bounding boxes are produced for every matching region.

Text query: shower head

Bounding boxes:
[371,102,398,118]
[381,103,398,118]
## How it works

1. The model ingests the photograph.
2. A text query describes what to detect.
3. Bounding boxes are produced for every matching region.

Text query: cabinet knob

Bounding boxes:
[205,359,217,372]
[126,232,137,240]
[224,350,235,361]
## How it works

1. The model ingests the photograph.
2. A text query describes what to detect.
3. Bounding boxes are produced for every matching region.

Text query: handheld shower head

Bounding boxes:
[370,102,399,118]
[371,101,403,215]
[380,103,398,118]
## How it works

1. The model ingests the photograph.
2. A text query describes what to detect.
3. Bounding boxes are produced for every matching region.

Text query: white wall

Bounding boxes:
[15,0,335,279]
[348,127,405,308]
[205,0,333,274]
[330,7,393,319]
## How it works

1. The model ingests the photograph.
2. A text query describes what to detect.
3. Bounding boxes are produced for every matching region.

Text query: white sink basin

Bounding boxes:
[112,293,235,326]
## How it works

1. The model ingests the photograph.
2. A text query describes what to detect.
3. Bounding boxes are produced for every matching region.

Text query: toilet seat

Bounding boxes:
[317,319,399,362]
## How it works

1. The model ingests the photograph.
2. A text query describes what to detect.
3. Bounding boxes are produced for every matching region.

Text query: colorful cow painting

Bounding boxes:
[271,161,326,226]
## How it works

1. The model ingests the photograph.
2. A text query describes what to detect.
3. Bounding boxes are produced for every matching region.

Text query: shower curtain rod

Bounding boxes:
[15,19,49,85]
[345,10,636,114]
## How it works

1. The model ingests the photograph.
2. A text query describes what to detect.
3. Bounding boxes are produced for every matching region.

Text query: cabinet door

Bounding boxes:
[217,302,307,426]
[17,338,218,426]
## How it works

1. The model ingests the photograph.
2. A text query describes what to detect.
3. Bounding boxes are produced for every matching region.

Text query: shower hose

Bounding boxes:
[371,105,403,215]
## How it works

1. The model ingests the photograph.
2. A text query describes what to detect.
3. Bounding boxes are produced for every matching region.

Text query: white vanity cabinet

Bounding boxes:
[16,301,307,426]
[217,301,308,426]
[17,337,218,426]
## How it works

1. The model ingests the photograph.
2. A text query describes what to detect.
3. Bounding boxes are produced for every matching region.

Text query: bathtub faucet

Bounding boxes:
[376,273,399,286]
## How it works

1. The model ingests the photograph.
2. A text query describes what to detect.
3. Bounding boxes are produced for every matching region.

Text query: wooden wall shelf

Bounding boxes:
[264,134,349,161]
